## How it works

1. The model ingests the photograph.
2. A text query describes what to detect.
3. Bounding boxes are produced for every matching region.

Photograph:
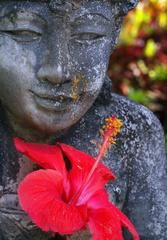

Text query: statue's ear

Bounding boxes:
[117,0,139,15]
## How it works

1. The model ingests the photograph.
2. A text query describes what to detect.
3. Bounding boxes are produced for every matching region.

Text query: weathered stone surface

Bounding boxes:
[0,86,167,239]
[0,0,166,239]
[60,85,167,240]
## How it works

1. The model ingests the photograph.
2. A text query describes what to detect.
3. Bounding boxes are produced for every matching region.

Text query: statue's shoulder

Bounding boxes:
[59,92,165,162]
[105,93,166,165]
[108,93,163,136]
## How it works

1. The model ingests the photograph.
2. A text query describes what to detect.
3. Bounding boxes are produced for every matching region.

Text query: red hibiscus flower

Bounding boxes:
[14,116,140,240]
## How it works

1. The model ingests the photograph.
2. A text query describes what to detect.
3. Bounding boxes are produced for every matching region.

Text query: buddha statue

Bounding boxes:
[0,0,167,239]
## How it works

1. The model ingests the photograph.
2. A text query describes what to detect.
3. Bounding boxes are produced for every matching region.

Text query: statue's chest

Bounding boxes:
[62,136,129,210]
[104,151,129,209]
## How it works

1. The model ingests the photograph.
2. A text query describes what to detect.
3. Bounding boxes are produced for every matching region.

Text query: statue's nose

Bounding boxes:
[37,64,70,84]
[37,28,70,85]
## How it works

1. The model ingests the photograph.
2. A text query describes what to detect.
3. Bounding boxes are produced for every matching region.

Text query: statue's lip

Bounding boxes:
[31,91,77,112]
[31,90,74,100]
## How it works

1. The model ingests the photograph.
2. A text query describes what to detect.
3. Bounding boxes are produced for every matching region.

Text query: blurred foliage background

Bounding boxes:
[109,0,167,147]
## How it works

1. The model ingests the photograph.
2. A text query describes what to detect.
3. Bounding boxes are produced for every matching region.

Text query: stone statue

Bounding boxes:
[0,0,166,239]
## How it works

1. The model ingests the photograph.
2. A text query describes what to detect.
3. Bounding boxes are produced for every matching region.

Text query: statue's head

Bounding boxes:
[0,0,138,137]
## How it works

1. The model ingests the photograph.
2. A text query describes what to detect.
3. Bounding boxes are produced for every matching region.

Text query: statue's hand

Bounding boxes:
[68,229,91,240]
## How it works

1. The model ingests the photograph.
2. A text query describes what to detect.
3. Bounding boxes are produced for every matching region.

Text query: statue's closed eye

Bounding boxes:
[0,11,45,43]
[71,14,110,44]
[71,32,105,43]
[1,29,42,42]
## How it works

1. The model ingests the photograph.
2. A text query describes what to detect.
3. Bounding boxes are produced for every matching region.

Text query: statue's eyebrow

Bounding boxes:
[72,4,113,22]
[0,10,46,26]
[74,12,111,22]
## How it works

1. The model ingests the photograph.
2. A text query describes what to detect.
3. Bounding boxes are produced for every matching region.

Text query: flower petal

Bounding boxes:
[14,138,66,176]
[18,169,88,234]
[88,203,140,240]
[86,190,111,209]
[59,143,115,204]
[88,208,124,240]
[110,204,140,240]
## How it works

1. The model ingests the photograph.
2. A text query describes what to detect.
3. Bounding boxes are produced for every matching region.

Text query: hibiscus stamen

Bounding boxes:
[70,116,122,205]
[101,115,123,155]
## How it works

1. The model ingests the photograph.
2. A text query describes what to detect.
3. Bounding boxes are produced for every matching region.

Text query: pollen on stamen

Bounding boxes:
[97,116,123,159]
[102,116,123,146]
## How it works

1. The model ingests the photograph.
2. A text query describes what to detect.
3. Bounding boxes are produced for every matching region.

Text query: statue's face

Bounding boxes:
[0,0,122,134]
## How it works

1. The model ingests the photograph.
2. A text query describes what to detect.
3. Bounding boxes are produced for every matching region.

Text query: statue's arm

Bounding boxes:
[123,107,167,239]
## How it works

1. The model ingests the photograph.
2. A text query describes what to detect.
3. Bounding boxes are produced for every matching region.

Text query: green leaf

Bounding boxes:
[128,88,151,106]
[149,64,167,82]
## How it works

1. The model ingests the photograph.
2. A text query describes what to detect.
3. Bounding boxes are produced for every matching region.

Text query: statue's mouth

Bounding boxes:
[31,90,79,112]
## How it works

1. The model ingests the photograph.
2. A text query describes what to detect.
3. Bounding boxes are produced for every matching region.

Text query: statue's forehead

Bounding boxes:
[49,0,113,16]
[0,0,115,20]
[0,0,112,8]
[0,1,139,15]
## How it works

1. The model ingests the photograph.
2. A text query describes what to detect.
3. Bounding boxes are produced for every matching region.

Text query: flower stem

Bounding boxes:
[70,136,110,205]
[70,116,122,205]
